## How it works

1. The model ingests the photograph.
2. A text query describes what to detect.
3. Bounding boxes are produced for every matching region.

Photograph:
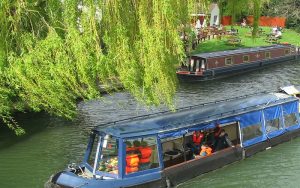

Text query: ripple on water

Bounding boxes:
[1,60,300,188]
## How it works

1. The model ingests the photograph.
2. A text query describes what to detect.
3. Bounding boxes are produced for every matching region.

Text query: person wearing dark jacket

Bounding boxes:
[215,129,233,151]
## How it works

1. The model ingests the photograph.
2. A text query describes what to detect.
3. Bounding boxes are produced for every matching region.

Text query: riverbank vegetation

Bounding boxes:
[193,27,300,54]
[0,0,211,134]
[0,0,298,135]
[262,0,300,33]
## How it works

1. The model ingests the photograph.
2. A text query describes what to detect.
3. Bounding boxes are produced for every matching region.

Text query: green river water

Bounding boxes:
[1,60,300,188]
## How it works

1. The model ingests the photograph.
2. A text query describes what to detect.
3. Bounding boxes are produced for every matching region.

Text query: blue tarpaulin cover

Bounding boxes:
[282,101,300,131]
[239,111,262,128]
[97,93,299,148]
[263,105,285,138]
[239,111,267,147]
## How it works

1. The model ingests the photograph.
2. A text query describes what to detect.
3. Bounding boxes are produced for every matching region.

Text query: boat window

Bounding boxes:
[221,122,240,145]
[241,124,263,141]
[161,123,240,169]
[243,55,249,62]
[190,59,195,72]
[284,113,298,127]
[201,60,205,69]
[124,136,159,174]
[196,59,200,71]
[285,49,290,55]
[88,134,99,167]
[161,136,189,168]
[225,57,233,65]
[266,118,281,133]
[265,52,271,59]
[97,135,119,175]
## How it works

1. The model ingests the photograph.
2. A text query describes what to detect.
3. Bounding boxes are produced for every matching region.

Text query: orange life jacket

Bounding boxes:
[126,154,139,174]
[193,132,204,145]
[126,147,136,152]
[139,147,152,163]
[200,146,212,156]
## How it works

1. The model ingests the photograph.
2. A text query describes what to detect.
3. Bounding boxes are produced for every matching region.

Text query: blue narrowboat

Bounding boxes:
[47,91,300,188]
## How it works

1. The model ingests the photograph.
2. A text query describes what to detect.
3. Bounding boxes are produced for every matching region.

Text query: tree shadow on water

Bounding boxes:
[0,112,71,150]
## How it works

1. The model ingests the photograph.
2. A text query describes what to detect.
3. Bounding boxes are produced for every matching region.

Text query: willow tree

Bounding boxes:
[226,0,244,25]
[251,0,261,38]
[216,0,226,26]
[223,0,269,38]
[0,0,205,134]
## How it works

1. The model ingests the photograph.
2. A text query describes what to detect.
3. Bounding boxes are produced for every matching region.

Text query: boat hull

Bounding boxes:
[163,146,243,186]
[177,55,298,82]
[48,128,300,188]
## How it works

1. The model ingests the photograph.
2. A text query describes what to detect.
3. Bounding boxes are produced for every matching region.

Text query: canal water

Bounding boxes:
[0,61,300,188]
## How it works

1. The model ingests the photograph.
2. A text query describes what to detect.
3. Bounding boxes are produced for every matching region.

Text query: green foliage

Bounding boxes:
[262,0,300,33]
[0,0,203,134]
[221,0,269,38]
[221,0,249,23]
[193,26,300,54]
[252,0,261,38]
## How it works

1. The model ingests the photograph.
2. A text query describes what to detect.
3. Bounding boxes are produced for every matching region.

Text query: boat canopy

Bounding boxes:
[191,45,290,59]
[280,85,300,95]
[95,93,298,139]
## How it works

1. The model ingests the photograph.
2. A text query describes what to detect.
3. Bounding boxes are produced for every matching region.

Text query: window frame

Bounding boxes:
[284,113,298,128]
[89,135,120,179]
[285,49,290,55]
[84,133,96,162]
[243,55,250,62]
[265,51,271,59]
[123,135,162,178]
[190,59,195,72]
[225,57,233,66]
[265,118,281,133]
[241,123,263,142]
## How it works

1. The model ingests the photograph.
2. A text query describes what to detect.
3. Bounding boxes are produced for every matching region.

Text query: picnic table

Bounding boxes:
[227,36,242,46]
[227,30,239,36]
[265,35,279,44]
[246,29,265,38]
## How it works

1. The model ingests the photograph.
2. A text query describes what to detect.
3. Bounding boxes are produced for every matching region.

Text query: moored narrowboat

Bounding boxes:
[177,44,300,81]
[47,91,300,188]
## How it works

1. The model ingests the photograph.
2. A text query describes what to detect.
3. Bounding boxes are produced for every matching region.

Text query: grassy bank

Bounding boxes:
[192,27,300,54]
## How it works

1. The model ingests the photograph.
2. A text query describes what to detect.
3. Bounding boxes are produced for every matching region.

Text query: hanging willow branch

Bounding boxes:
[250,0,269,38]
[252,0,261,38]
[0,0,203,134]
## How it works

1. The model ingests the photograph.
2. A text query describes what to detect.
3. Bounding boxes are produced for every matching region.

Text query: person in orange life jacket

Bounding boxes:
[125,141,140,174]
[193,130,205,146]
[125,141,134,152]
[189,130,204,154]
[139,141,153,170]
[133,140,141,148]
[199,143,212,157]
[126,140,141,153]
[133,140,142,157]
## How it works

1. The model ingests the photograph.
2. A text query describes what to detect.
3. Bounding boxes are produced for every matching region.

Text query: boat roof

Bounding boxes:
[94,92,297,138]
[280,85,300,95]
[191,44,290,59]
